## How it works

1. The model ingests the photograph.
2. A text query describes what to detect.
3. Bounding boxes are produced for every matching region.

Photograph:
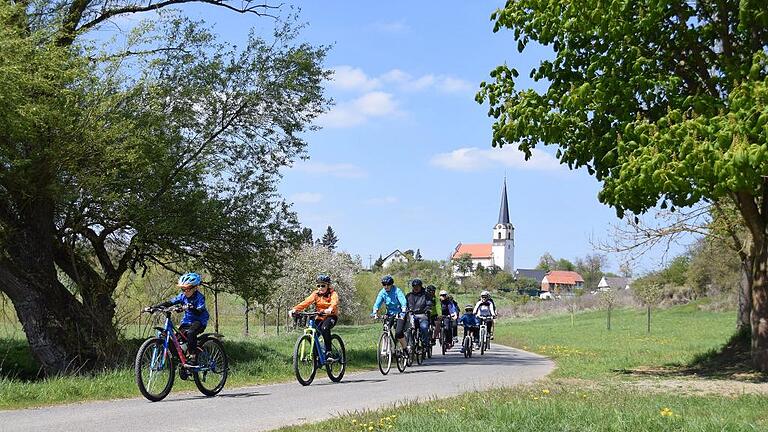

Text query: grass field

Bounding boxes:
[278,304,768,432]
[0,323,381,410]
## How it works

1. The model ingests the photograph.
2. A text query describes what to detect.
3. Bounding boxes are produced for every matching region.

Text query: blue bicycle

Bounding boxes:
[135,305,228,401]
[291,311,346,386]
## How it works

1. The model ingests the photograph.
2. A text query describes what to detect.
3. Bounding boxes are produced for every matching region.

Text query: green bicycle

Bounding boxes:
[292,311,346,386]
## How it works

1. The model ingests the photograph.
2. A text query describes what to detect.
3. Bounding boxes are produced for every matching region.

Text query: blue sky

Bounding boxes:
[139,1,692,273]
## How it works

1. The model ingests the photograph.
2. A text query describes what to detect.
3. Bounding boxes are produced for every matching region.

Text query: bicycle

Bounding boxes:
[439,315,454,355]
[461,326,474,358]
[406,312,427,366]
[135,306,228,402]
[374,314,407,375]
[292,311,346,386]
[426,316,435,359]
[478,316,493,355]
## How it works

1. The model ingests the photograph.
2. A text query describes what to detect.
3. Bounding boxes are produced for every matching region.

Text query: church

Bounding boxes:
[451,179,514,279]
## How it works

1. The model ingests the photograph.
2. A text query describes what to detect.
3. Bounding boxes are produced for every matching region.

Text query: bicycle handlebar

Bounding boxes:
[292,311,327,317]
[142,305,189,314]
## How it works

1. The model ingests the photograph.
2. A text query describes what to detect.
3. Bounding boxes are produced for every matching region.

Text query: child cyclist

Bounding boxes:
[145,272,209,365]
[458,304,480,353]
[290,274,339,356]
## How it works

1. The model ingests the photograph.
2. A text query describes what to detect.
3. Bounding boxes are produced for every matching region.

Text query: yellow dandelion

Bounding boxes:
[368,426,374,431]
[351,419,357,424]
[660,407,673,417]
[542,389,550,395]
[532,396,540,400]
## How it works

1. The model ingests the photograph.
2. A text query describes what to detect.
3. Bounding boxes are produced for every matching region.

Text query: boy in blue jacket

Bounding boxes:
[146,272,209,364]
[458,304,480,353]
[371,275,408,351]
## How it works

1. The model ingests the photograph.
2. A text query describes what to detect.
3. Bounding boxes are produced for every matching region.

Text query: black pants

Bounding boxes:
[317,316,337,351]
[180,322,205,355]
[463,326,479,342]
[392,317,407,340]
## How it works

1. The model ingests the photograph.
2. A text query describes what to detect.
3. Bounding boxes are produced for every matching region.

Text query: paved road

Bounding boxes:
[1,343,553,432]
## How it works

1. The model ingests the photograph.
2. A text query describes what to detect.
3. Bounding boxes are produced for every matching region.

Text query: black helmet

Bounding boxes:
[425,284,436,294]
[316,274,331,284]
[411,278,423,287]
[381,275,394,285]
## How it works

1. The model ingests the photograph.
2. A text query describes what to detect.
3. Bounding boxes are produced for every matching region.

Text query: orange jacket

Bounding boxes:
[294,287,339,317]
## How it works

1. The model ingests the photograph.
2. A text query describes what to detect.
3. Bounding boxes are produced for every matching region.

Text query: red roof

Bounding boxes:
[544,271,585,285]
[452,243,492,259]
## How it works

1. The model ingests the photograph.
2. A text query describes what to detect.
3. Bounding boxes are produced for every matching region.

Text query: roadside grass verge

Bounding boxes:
[279,303,768,432]
[0,324,379,410]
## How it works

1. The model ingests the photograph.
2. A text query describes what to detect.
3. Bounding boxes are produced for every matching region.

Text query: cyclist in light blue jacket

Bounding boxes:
[371,275,408,351]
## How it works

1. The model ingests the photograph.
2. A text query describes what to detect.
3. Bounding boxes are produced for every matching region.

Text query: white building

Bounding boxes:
[381,249,408,268]
[452,179,515,278]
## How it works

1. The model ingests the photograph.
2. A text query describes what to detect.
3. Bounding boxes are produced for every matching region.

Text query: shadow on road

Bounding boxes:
[314,378,387,386]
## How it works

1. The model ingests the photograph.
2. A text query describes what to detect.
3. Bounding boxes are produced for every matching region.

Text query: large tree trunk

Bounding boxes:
[739,265,753,330]
[751,236,768,371]
[0,199,119,375]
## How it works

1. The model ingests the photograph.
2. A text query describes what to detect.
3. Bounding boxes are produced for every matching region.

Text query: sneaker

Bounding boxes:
[431,339,436,346]
[459,347,465,353]
[490,335,494,340]
[453,337,458,343]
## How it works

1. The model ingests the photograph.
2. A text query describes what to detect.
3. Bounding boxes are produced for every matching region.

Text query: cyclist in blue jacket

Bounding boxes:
[146,272,209,364]
[458,304,480,353]
[371,275,408,351]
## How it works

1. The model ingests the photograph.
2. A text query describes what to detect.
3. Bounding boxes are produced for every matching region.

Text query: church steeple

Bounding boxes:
[497,178,510,225]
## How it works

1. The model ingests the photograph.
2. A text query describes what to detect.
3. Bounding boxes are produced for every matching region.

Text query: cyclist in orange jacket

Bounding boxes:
[290,274,339,354]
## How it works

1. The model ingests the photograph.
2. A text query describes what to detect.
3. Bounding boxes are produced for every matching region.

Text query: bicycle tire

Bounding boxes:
[462,336,470,358]
[326,334,346,382]
[396,344,407,372]
[135,337,174,402]
[193,338,228,396]
[293,334,317,386]
[480,327,486,355]
[377,332,392,375]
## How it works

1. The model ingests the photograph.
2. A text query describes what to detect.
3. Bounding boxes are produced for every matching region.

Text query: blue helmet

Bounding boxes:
[381,275,394,285]
[411,278,423,287]
[178,272,202,287]
[316,274,332,284]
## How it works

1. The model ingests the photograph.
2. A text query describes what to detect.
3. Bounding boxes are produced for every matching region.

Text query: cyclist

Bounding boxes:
[425,284,439,345]
[458,304,480,353]
[437,290,458,345]
[473,290,498,339]
[290,274,339,356]
[405,278,433,352]
[370,275,408,351]
[145,272,209,365]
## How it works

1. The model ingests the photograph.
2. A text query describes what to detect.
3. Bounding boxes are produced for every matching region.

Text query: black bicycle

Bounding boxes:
[462,326,474,358]
[406,312,428,366]
[374,314,407,374]
[439,315,454,355]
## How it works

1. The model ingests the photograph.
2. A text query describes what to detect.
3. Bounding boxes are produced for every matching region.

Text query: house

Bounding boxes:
[381,250,408,268]
[541,271,585,294]
[597,276,631,291]
[514,268,547,285]
[452,178,514,280]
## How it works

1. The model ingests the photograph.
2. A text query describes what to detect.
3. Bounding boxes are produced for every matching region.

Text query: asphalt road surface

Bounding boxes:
[1,343,553,432]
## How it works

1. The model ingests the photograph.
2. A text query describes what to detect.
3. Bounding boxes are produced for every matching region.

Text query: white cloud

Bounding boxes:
[290,192,324,204]
[437,76,474,94]
[317,91,400,128]
[293,161,368,178]
[371,19,410,34]
[364,196,399,205]
[430,146,562,172]
[329,66,381,92]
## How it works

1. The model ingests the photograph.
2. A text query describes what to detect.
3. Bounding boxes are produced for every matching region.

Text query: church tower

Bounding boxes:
[491,178,514,272]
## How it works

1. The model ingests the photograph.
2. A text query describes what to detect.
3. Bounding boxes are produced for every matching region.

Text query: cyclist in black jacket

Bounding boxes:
[405,278,433,350]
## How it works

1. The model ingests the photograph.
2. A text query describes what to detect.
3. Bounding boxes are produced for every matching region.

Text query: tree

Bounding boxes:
[320,226,339,250]
[415,249,423,261]
[632,276,665,334]
[455,253,474,276]
[373,254,385,271]
[403,249,415,260]
[300,228,314,245]
[0,2,329,374]
[598,289,617,331]
[555,258,575,271]
[481,0,768,369]
[575,254,607,291]
[536,253,556,272]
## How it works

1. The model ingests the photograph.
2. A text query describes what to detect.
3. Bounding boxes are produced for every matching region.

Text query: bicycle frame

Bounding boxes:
[301,315,328,366]
[151,312,188,369]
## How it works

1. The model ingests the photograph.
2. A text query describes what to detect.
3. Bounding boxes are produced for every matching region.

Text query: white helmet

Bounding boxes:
[439,290,448,296]
[481,290,490,298]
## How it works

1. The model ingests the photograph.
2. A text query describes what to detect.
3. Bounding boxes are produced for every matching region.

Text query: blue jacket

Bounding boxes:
[168,291,209,326]
[372,286,407,316]
[458,313,479,327]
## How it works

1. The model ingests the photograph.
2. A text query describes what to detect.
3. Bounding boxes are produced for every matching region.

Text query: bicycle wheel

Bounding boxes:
[377,333,392,375]
[480,328,487,355]
[293,334,317,386]
[396,343,407,372]
[463,336,471,358]
[326,334,346,382]
[135,337,174,402]
[193,338,228,396]
[426,338,432,359]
